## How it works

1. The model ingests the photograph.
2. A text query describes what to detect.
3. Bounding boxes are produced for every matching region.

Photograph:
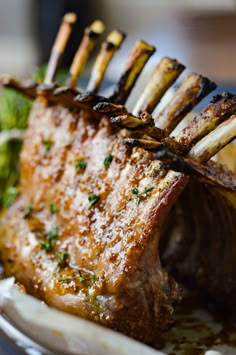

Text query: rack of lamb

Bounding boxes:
[0,13,235,343]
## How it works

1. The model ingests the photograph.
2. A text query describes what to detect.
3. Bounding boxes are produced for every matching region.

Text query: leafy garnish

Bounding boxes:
[23,204,33,218]
[104,153,113,168]
[58,251,69,264]
[131,187,139,195]
[59,275,73,281]
[40,225,59,252]
[92,274,96,284]
[75,159,87,170]
[78,270,88,282]
[88,194,100,207]
[40,241,53,252]
[42,139,53,152]
[132,186,154,204]
[50,202,58,215]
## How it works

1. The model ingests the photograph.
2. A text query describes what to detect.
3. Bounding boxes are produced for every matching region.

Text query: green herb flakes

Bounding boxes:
[92,274,96,284]
[78,270,88,282]
[131,187,139,195]
[58,251,69,264]
[132,186,154,204]
[50,202,58,215]
[75,159,87,170]
[47,226,58,241]
[40,225,59,252]
[142,186,155,196]
[42,139,53,152]
[104,153,113,168]
[88,194,100,207]
[40,241,53,252]
[59,275,73,281]
[23,204,33,218]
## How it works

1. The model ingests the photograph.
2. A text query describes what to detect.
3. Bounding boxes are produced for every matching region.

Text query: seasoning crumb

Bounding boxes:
[42,139,53,152]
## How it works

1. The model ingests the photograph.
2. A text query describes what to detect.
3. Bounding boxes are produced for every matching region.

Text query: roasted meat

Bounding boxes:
[0,13,236,343]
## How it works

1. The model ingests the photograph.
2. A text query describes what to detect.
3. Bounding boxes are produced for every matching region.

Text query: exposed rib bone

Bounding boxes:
[75,91,109,106]
[110,41,155,104]
[155,146,236,192]
[113,116,165,139]
[45,13,77,85]
[123,137,162,150]
[110,114,146,128]
[93,101,128,116]
[175,92,236,145]
[155,73,216,134]
[67,20,105,88]
[44,89,107,113]
[189,115,236,162]
[0,75,37,98]
[111,113,189,155]
[132,57,185,116]
[86,30,126,93]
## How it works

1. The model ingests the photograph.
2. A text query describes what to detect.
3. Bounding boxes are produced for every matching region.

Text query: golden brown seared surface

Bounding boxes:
[0,99,186,342]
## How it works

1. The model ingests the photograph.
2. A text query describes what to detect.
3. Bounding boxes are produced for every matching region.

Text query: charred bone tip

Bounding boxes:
[210,92,234,104]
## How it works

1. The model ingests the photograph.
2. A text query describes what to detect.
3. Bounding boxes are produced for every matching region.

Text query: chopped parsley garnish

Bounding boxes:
[3,186,19,207]
[23,204,33,218]
[75,159,87,170]
[132,186,154,204]
[78,270,88,282]
[40,225,59,252]
[141,186,155,196]
[92,274,96,284]
[42,139,53,152]
[47,225,59,241]
[88,194,100,207]
[50,201,58,214]
[58,251,69,264]
[40,241,53,252]
[104,153,113,168]
[131,187,139,195]
[59,275,73,281]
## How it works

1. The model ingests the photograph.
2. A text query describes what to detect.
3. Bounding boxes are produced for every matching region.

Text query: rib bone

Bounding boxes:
[67,20,105,88]
[45,13,77,85]
[132,57,185,116]
[110,41,155,104]
[86,30,125,93]
[0,75,37,98]
[175,92,236,145]
[155,73,216,134]
[189,115,236,163]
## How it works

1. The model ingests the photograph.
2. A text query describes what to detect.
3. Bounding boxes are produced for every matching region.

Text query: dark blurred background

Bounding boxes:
[0,0,236,97]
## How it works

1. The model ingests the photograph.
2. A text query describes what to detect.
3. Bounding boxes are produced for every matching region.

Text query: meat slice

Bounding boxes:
[0,14,235,343]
